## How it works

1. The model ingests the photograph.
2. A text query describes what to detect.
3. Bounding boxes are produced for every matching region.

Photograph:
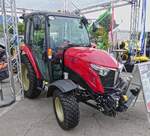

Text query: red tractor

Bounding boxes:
[20,12,139,130]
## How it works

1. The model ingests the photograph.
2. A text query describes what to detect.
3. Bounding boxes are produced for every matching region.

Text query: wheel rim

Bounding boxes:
[55,97,64,122]
[21,64,30,91]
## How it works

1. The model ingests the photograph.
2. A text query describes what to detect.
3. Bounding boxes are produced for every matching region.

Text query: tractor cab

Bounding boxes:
[23,12,90,82]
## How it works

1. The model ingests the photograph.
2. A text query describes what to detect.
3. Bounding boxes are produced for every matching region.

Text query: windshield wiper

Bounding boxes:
[63,40,90,48]
[69,43,91,48]
[67,43,81,47]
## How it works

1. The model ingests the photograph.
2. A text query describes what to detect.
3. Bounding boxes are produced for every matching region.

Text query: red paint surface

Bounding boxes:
[20,44,42,80]
[64,47,119,94]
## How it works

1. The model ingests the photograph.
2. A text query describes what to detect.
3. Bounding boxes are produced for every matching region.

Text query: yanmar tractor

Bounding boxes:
[20,12,139,130]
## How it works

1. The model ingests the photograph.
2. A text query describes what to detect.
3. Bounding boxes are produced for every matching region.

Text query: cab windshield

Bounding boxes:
[49,16,90,50]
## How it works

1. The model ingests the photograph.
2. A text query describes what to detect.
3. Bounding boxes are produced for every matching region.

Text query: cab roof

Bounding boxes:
[23,11,80,20]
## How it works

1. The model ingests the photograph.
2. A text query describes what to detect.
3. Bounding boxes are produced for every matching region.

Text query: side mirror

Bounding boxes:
[92,23,97,32]
[80,16,88,27]
[33,16,41,30]
[19,14,24,20]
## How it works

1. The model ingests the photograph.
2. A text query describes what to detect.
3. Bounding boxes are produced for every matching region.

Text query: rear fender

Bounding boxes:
[47,79,77,97]
[20,44,42,80]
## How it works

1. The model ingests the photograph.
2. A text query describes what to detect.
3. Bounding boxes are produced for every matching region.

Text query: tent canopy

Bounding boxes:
[15,0,150,31]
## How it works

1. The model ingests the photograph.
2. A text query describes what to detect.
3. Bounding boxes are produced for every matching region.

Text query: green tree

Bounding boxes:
[0,22,25,35]
[18,22,24,35]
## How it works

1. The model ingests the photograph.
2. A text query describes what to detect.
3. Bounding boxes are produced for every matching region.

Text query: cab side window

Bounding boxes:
[29,15,46,50]
[25,18,30,44]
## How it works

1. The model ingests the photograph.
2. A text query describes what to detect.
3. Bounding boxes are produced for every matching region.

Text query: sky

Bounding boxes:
[15,0,150,31]
[15,0,104,11]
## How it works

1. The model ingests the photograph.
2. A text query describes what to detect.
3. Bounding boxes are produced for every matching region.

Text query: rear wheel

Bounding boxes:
[53,89,79,130]
[21,55,41,98]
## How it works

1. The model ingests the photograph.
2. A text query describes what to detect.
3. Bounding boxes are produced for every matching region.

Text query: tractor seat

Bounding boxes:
[0,62,8,81]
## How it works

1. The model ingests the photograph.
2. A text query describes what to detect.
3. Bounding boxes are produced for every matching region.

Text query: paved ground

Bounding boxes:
[0,93,150,136]
[0,71,150,136]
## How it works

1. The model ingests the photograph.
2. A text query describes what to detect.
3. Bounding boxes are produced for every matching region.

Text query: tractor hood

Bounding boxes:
[64,47,119,69]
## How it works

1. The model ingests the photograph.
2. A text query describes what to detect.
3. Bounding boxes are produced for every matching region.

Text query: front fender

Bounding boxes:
[47,79,77,97]
[20,44,42,80]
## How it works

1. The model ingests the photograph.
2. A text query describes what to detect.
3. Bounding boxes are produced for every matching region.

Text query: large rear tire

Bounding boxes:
[21,55,41,98]
[53,89,79,130]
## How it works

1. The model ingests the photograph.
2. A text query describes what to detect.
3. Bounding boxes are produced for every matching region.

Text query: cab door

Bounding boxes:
[28,15,49,80]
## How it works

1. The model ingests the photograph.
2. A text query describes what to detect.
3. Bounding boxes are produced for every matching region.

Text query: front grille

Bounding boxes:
[99,70,116,88]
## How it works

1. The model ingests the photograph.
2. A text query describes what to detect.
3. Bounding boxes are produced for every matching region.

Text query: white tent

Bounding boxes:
[15,0,150,31]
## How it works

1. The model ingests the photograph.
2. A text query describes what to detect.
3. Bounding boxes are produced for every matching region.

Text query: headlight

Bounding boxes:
[90,64,111,77]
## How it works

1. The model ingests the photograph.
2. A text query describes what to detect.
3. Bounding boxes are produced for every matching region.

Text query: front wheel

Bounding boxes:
[53,89,79,130]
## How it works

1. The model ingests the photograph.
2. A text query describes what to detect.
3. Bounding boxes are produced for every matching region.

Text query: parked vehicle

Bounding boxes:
[20,12,139,130]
